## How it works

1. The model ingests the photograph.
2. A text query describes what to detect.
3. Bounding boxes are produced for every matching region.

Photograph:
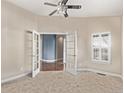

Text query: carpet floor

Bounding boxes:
[2,71,122,93]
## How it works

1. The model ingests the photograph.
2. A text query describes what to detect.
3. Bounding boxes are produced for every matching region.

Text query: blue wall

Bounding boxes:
[42,35,56,60]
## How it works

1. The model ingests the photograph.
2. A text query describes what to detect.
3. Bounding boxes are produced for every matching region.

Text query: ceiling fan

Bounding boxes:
[44,0,82,18]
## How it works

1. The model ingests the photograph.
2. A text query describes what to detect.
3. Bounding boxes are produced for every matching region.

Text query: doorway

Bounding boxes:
[40,34,65,71]
[26,31,77,77]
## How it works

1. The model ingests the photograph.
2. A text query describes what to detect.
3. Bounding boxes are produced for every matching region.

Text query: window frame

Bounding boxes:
[91,32,111,64]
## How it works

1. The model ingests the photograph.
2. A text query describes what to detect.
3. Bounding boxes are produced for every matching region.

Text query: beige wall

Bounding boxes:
[37,16,122,75]
[2,0,122,81]
[86,17,123,75]
[1,0,38,80]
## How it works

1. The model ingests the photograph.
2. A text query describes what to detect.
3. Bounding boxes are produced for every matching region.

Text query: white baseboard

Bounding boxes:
[77,68,122,78]
[1,71,31,84]
[42,59,56,63]
[41,58,63,63]
[2,68,122,84]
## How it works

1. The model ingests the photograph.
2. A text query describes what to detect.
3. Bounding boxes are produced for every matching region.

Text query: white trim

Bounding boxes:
[77,68,122,78]
[32,31,40,78]
[1,71,31,84]
[39,32,67,35]
[63,37,66,64]
[2,68,122,84]
[41,58,63,63]
[39,32,41,73]
[63,36,66,71]
[41,59,56,63]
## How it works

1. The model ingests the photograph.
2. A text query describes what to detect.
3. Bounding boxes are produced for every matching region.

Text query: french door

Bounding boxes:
[32,31,40,77]
[26,31,77,77]
[65,32,78,75]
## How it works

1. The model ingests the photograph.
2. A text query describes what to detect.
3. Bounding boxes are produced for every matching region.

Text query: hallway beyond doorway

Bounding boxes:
[41,34,65,71]
[41,61,64,71]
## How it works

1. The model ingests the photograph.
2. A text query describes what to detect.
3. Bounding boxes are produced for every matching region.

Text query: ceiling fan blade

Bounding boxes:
[44,2,57,7]
[67,5,81,9]
[64,11,68,18]
[49,10,57,16]
[61,0,68,5]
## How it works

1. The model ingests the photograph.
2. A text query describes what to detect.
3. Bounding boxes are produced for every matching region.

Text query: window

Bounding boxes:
[91,32,111,63]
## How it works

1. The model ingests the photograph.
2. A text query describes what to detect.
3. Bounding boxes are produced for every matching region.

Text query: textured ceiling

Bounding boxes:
[6,0,123,17]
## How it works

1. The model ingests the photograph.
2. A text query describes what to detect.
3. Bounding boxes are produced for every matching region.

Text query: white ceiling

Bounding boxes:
[6,0,123,17]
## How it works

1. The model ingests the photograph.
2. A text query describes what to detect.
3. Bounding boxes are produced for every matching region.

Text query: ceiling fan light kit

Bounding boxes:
[44,0,82,18]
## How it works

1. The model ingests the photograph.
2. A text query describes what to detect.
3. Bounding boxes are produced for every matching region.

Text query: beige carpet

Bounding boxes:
[2,71,122,93]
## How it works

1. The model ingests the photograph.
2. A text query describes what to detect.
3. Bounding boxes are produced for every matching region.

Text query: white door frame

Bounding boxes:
[39,32,67,71]
[32,31,40,77]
